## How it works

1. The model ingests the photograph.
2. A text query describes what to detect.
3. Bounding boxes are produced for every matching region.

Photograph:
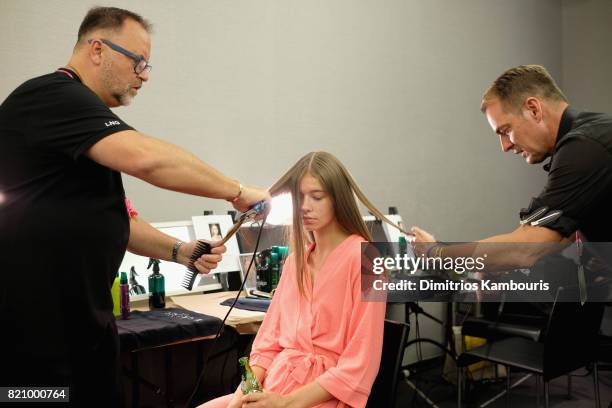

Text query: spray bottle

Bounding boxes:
[147,258,165,309]
[129,266,146,295]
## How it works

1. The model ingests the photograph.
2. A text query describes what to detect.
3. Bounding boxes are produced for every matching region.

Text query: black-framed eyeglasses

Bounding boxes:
[89,38,152,75]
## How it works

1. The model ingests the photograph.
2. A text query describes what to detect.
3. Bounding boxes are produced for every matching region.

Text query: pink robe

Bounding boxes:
[200,234,385,408]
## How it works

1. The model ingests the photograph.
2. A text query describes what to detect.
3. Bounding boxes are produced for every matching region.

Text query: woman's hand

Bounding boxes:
[241,391,288,408]
[226,392,243,408]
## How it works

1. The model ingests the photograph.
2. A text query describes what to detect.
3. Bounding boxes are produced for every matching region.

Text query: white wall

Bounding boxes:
[1,0,564,361]
[0,0,558,241]
[562,0,612,113]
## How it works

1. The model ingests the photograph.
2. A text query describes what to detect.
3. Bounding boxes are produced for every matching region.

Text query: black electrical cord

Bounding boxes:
[406,301,473,407]
[184,214,268,408]
[408,302,425,407]
[415,302,423,361]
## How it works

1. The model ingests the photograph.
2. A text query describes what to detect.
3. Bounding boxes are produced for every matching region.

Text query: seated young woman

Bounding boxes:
[199,151,407,408]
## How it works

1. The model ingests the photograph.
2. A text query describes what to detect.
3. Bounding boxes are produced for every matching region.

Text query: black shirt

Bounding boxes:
[525,107,612,242]
[0,69,133,360]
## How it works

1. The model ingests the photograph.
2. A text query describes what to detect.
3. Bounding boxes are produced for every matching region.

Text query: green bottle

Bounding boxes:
[274,246,289,263]
[397,236,408,276]
[399,236,407,254]
[239,357,262,394]
[270,252,280,289]
[147,258,165,309]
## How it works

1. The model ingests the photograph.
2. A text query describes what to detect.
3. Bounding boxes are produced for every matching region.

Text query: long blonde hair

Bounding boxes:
[269,151,409,296]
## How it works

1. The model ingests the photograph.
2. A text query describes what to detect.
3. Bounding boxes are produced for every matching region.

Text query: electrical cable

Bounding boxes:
[416,302,423,361]
[183,213,268,408]
[409,302,424,407]
[406,301,473,407]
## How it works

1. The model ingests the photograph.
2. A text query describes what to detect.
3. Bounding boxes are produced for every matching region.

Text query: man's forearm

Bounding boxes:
[439,225,569,271]
[87,130,241,200]
[127,217,188,265]
[133,134,241,199]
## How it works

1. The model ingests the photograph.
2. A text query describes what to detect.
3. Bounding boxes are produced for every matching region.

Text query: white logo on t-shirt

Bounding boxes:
[105,120,121,127]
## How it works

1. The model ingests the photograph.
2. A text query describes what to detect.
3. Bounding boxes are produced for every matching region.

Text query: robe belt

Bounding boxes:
[286,350,337,384]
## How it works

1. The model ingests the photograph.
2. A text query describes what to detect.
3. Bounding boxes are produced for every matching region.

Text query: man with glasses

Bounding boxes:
[412,66,612,284]
[86,37,152,106]
[0,6,269,405]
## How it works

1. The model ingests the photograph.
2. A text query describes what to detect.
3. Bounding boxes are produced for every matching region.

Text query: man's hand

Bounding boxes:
[232,185,271,216]
[178,240,227,274]
[410,226,438,256]
[241,391,288,408]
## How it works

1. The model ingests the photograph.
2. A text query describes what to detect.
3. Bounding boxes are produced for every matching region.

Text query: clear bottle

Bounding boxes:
[239,357,262,394]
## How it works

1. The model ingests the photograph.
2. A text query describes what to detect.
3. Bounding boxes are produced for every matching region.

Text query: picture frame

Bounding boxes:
[192,214,241,273]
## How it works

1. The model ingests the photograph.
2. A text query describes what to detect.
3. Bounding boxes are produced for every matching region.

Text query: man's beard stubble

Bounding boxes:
[101,59,135,107]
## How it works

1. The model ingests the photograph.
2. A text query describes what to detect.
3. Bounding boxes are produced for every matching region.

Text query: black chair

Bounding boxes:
[366,319,410,408]
[461,255,580,344]
[461,301,547,342]
[457,297,605,408]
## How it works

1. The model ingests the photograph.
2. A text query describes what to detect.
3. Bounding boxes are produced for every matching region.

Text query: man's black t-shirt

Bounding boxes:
[0,69,133,363]
[525,107,612,242]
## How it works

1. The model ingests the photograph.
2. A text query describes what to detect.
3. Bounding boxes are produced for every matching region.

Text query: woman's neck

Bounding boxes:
[311,222,350,256]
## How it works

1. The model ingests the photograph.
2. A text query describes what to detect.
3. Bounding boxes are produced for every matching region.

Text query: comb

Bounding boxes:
[182,241,212,290]
[180,201,268,291]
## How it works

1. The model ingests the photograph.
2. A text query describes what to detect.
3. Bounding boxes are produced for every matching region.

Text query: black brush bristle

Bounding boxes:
[181,241,211,290]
